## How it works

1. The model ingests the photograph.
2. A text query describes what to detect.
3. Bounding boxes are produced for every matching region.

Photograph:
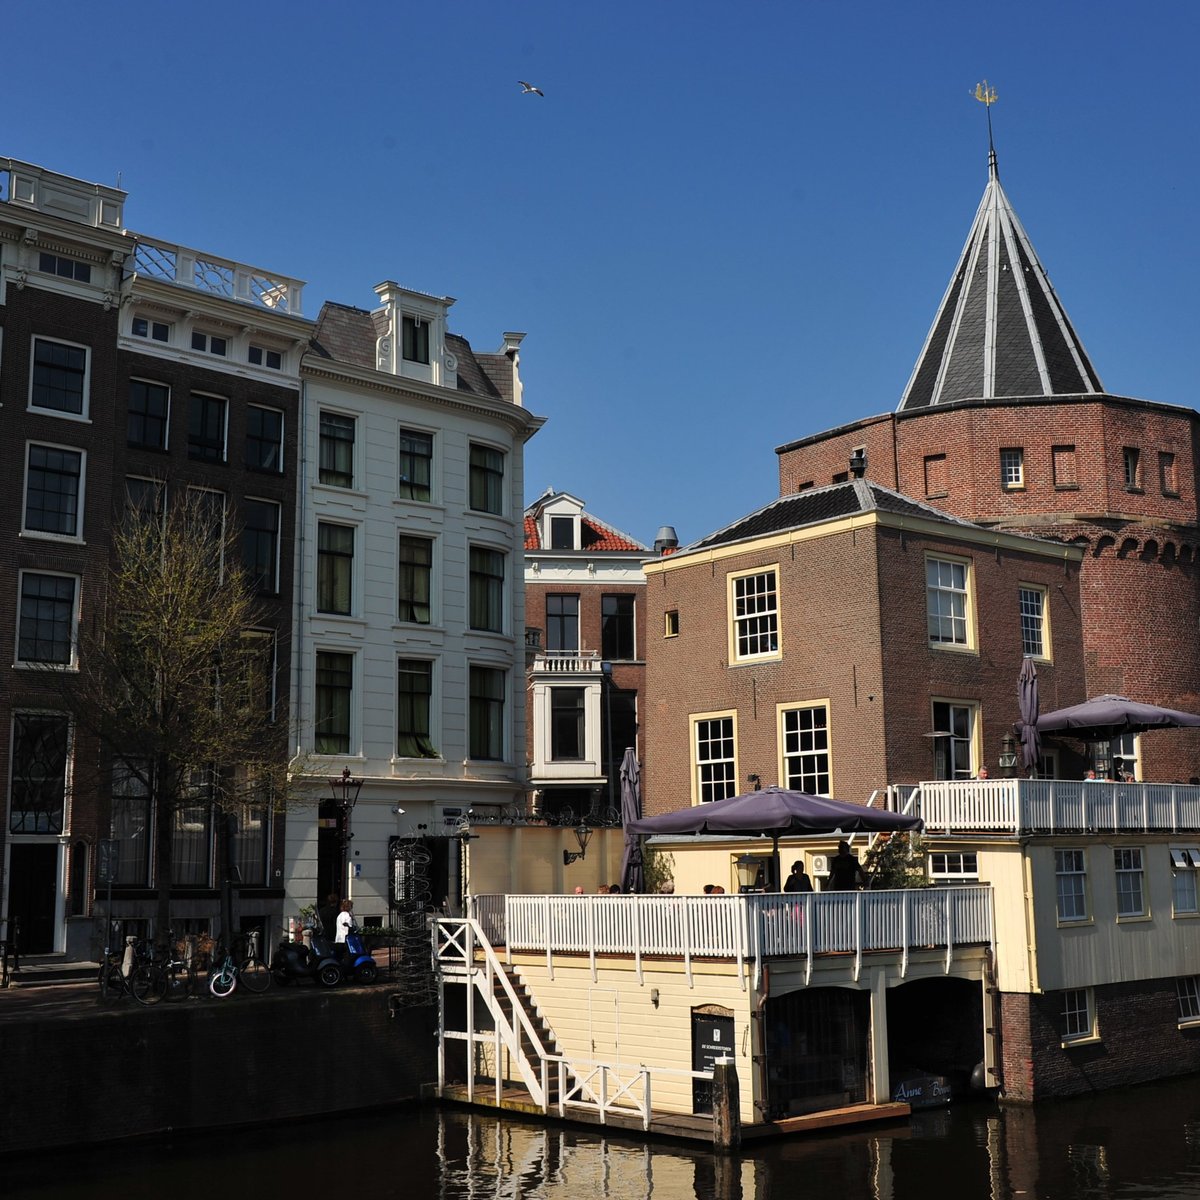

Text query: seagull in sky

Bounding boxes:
[518,81,544,96]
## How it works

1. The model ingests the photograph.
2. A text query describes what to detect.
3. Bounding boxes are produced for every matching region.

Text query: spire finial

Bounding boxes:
[973,80,998,177]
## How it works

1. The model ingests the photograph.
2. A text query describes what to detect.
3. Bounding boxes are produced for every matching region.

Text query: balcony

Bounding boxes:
[911,777,1200,836]
[529,650,604,677]
[129,235,305,316]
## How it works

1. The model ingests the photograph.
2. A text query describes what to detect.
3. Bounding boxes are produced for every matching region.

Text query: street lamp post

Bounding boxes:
[330,767,363,898]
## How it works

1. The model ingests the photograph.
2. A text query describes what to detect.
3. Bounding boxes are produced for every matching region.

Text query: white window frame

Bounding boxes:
[1114,846,1146,918]
[1019,585,1050,660]
[14,569,80,669]
[248,344,283,370]
[926,554,975,650]
[931,698,980,779]
[778,701,831,795]
[397,424,435,503]
[28,335,91,421]
[131,315,171,343]
[728,566,781,663]
[692,711,737,806]
[395,655,440,761]
[22,440,86,542]
[1055,847,1089,923]
[1177,976,1200,1024]
[187,391,229,464]
[1000,447,1025,489]
[1062,988,1095,1043]
[929,851,979,882]
[190,330,228,357]
[245,404,285,474]
[318,408,358,490]
[127,377,172,452]
[186,486,227,579]
[316,521,357,617]
[1171,846,1200,915]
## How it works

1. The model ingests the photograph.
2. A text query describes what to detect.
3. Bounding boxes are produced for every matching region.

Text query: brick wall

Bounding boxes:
[0,991,436,1154]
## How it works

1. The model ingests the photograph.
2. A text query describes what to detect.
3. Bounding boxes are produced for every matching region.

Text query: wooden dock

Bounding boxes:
[439,1083,911,1145]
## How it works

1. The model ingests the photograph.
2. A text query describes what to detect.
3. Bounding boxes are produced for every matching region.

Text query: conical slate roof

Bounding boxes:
[898,152,1103,410]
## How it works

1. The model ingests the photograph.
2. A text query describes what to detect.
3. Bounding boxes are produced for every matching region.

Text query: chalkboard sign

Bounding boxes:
[691,1012,735,1114]
[97,839,119,885]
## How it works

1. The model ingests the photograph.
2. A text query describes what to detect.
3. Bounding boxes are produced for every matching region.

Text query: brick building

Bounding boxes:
[776,149,1200,782]
[1,158,309,957]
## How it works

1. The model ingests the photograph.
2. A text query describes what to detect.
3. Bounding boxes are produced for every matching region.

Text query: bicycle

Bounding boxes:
[131,931,205,1005]
[98,936,154,1003]
[234,929,271,993]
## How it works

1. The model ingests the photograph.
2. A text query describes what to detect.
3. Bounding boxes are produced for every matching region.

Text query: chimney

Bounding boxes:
[654,525,679,555]
[848,449,867,479]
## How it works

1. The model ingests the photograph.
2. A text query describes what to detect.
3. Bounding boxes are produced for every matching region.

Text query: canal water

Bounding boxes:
[10,1074,1200,1199]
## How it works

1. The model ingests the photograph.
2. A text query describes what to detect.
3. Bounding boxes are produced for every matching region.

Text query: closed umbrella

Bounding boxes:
[1017,657,1041,772]
[617,747,644,894]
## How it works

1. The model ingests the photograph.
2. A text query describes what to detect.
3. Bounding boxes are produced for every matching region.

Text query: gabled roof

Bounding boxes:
[524,489,649,552]
[687,478,990,553]
[898,153,1103,410]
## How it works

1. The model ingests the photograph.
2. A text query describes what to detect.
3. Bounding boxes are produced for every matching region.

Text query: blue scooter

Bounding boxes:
[333,924,379,985]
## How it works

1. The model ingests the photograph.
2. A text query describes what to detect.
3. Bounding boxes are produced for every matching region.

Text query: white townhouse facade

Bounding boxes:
[286,281,543,925]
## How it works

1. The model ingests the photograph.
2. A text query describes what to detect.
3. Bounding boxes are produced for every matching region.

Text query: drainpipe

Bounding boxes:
[293,376,308,761]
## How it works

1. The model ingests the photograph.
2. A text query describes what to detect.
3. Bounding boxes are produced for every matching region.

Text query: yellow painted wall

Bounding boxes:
[509,952,761,1124]
[466,825,626,896]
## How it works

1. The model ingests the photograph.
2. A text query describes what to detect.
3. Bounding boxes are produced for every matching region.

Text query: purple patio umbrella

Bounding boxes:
[628,787,922,891]
[1037,694,1200,741]
[1017,657,1042,772]
[617,747,644,894]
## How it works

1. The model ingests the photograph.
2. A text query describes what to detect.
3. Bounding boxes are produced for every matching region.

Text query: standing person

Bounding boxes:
[827,841,865,891]
[335,899,354,946]
[317,892,339,938]
[784,861,813,893]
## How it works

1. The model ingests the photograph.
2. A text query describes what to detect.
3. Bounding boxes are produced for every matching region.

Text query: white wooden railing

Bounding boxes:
[914,778,1200,835]
[529,651,603,675]
[473,888,993,988]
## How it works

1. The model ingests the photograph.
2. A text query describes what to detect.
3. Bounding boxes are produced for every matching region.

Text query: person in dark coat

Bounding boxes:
[783,861,813,893]
[827,841,865,890]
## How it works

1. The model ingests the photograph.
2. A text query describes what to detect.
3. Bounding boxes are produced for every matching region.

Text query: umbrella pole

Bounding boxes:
[772,834,781,892]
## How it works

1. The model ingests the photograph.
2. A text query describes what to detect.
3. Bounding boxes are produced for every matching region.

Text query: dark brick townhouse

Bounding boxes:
[1,158,308,957]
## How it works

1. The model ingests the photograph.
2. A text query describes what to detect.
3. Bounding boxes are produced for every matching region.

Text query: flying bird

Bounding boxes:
[518,81,544,96]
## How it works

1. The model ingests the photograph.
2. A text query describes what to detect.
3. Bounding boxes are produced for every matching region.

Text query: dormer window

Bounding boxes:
[550,516,576,550]
[39,251,91,283]
[402,316,429,364]
[132,316,170,343]
[191,331,227,357]
[248,345,282,370]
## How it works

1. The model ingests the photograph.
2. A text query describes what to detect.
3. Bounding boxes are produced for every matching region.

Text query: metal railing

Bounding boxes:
[473,888,993,988]
[914,778,1200,835]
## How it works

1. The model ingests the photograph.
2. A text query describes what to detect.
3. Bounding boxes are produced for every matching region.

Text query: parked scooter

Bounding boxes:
[271,931,342,988]
[335,924,379,985]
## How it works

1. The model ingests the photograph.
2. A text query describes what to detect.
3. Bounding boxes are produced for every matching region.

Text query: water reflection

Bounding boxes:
[11,1075,1200,1200]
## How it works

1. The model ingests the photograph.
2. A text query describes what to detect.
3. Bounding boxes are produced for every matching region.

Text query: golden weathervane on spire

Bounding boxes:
[974,80,997,107]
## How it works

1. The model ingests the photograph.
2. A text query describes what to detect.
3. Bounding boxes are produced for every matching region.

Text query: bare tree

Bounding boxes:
[55,490,293,939]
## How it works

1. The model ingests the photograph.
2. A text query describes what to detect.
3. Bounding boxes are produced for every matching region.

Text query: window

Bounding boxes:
[1000,448,1024,489]
[602,595,635,661]
[398,429,432,501]
[781,704,830,794]
[929,851,979,881]
[241,499,280,594]
[550,516,575,550]
[245,406,284,473]
[315,652,353,754]
[17,572,77,665]
[239,630,277,722]
[9,713,70,834]
[1114,847,1145,917]
[127,380,170,450]
[469,666,505,760]
[469,547,505,632]
[551,687,586,761]
[190,330,227,357]
[397,659,437,758]
[931,701,976,780]
[927,557,971,647]
[187,489,226,575]
[1055,849,1088,922]
[1171,846,1200,914]
[39,251,91,283]
[1160,452,1179,496]
[1123,447,1142,490]
[731,569,779,660]
[1062,988,1094,1042]
[31,337,87,415]
[232,800,268,886]
[317,523,354,615]
[694,715,736,804]
[397,535,433,624]
[24,444,82,537]
[469,444,504,514]
[124,477,164,524]
[112,760,151,885]
[1020,586,1048,658]
[1052,444,1078,489]
[174,769,214,887]
[665,610,680,637]
[319,412,355,487]
[248,345,282,370]
[402,315,429,364]
[188,393,227,462]
[131,316,170,342]
[1177,977,1200,1023]
[923,453,947,498]
[546,594,579,653]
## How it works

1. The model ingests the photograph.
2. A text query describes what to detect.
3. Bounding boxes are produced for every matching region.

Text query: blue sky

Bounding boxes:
[7,1,1198,545]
